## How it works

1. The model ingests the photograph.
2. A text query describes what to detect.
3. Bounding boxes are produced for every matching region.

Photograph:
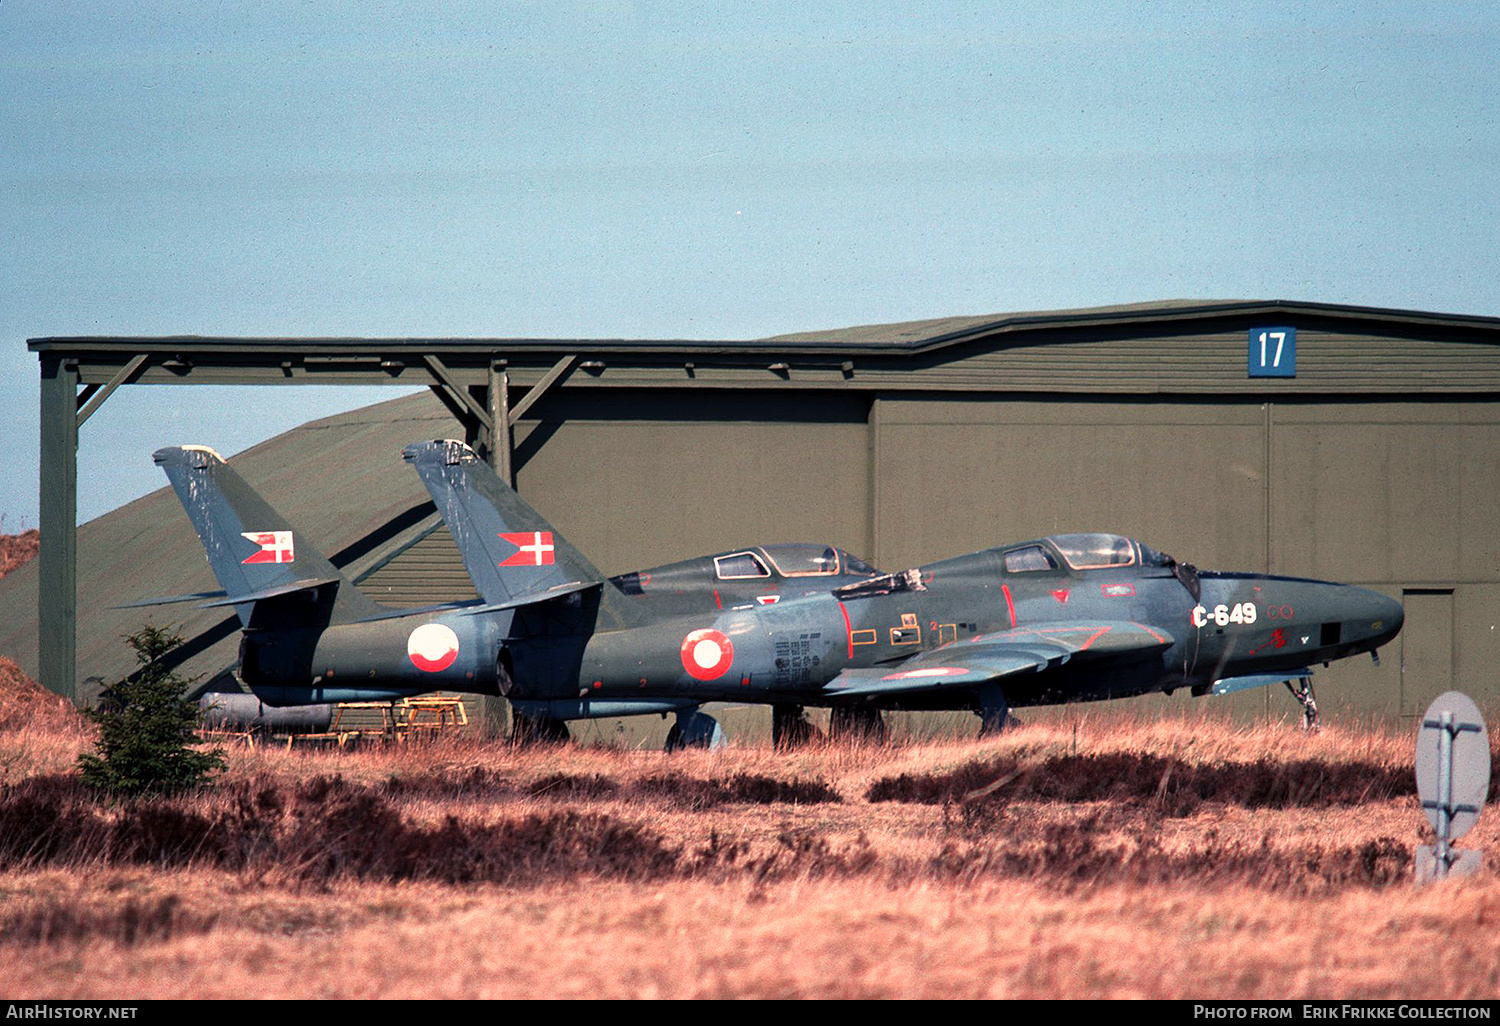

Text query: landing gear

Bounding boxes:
[975,685,1009,738]
[1285,675,1320,732]
[510,712,571,746]
[664,708,724,752]
[771,703,824,749]
[829,706,886,744]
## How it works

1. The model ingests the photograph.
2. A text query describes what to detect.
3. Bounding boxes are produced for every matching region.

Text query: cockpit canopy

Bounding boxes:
[1048,532,1139,570]
[1004,534,1178,573]
[714,544,879,580]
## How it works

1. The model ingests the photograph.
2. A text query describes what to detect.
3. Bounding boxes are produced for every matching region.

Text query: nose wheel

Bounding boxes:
[1286,676,1320,732]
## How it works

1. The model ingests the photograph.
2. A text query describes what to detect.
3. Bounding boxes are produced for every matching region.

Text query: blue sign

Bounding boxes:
[1248,326,1296,377]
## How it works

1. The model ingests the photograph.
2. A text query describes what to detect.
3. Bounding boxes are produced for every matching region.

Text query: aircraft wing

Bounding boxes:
[822,620,1173,698]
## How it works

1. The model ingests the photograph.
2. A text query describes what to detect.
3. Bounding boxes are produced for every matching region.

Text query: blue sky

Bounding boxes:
[2,2,1497,524]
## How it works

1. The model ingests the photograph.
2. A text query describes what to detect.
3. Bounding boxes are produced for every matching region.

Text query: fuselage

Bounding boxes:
[552,534,1405,710]
[243,533,1404,713]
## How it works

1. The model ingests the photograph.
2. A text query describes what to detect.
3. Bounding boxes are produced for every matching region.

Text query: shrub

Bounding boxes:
[76,624,226,797]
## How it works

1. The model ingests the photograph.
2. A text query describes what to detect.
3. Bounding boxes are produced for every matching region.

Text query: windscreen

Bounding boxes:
[714,551,771,579]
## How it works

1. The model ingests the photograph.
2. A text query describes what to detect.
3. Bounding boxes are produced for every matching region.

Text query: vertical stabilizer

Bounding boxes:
[153,445,381,626]
[403,439,646,628]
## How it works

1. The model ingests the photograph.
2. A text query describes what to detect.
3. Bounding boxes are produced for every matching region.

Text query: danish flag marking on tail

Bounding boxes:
[241,531,294,564]
[499,531,555,567]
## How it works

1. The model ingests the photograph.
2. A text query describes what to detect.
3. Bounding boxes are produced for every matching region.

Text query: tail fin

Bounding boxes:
[153,445,382,627]
[402,439,646,628]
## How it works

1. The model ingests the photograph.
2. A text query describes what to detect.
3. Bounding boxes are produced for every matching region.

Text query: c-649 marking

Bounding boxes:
[1192,603,1258,628]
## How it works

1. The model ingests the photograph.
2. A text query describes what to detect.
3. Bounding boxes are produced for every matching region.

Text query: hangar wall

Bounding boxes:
[510,392,873,572]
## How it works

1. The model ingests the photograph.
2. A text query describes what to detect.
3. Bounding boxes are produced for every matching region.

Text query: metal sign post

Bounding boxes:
[1414,691,1489,883]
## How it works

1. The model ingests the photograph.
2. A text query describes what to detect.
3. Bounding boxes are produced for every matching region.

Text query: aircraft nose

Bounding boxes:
[1375,591,1405,643]
[1352,587,1404,647]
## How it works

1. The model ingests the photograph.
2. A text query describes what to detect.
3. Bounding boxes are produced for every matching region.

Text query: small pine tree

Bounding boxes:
[77,623,226,797]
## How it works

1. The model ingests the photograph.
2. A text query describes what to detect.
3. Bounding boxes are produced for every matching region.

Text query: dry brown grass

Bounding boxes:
[0,529,38,580]
[0,658,89,743]
[1,704,1496,999]
[4,872,1499,999]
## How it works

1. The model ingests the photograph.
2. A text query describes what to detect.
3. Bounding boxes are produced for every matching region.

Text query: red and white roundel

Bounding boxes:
[680,628,734,681]
[407,623,460,673]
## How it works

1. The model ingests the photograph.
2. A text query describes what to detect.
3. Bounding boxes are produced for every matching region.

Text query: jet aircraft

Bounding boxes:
[151,441,1404,748]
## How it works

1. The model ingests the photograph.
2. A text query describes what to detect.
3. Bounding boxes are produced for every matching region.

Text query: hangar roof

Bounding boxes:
[761,298,1500,348]
[31,298,1500,397]
[31,298,1500,355]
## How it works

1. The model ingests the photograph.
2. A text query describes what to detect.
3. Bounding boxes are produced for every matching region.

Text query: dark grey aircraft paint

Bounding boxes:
[149,442,1403,747]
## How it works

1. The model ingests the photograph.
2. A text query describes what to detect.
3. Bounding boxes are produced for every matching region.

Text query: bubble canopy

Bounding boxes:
[759,543,878,577]
[1046,533,1175,571]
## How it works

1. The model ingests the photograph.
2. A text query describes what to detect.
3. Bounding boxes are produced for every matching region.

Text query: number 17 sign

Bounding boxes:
[1248,326,1296,377]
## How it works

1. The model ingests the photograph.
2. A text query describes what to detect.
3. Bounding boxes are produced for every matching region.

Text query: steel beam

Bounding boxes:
[508,355,575,425]
[423,354,493,432]
[867,396,883,571]
[76,354,148,428]
[39,356,79,701]
[425,383,478,439]
[488,361,513,486]
[470,359,515,740]
[75,384,101,411]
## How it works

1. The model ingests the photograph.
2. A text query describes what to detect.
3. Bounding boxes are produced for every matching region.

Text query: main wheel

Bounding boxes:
[771,704,824,750]
[829,706,887,744]
[975,687,1009,738]
[510,712,571,746]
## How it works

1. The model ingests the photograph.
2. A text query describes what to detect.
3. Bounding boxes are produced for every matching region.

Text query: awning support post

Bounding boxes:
[39,356,79,701]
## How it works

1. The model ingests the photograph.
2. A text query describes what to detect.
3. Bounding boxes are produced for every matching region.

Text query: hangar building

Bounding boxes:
[11,299,1500,731]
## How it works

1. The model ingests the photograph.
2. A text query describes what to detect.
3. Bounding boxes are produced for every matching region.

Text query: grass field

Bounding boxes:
[1,700,1497,1000]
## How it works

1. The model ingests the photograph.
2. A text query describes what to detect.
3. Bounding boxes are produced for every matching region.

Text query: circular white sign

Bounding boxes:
[1415,691,1489,840]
